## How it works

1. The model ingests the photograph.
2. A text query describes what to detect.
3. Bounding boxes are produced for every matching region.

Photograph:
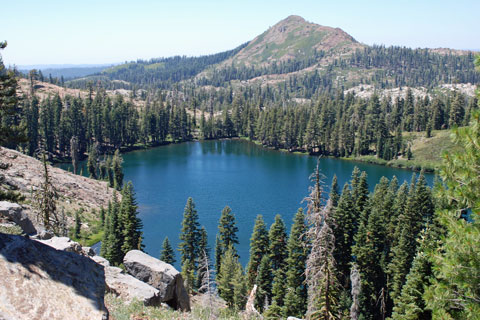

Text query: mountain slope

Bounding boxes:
[228,15,363,66]
[65,15,478,95]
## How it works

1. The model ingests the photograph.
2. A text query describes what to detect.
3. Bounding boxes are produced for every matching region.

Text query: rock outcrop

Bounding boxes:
[0,146,117,233]
[105,266,161,306]
[0,233,108,320]
[123,250,190,311]
[0,200,36,234]
[35,236,83,255]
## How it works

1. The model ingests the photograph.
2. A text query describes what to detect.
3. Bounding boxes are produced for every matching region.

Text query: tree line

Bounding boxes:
[8,85,477,166]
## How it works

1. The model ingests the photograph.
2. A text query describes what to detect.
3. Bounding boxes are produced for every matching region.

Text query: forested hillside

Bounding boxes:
[61,15,478,109]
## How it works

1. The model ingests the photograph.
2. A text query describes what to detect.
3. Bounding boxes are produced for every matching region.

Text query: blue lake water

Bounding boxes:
[63,139,434,268]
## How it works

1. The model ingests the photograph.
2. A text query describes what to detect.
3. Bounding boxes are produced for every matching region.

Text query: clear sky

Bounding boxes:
[1,0,478,66]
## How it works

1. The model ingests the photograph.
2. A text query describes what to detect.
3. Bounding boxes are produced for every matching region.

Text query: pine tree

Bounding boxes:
[179,197,201,292]
[283,208,308,318]
[332,183,356,287]
[33,152,60,233]
[268,267,287,316]
[246,214,270,287]
[268,214,288,271]
[103,194,123,265]
[330,175,340,207]
[87,144,98,179]
[233,266,248,311]
[389,173,433,304]
[217,245,241,308]
[305,162,340,320]
[0,42,26,148]
[391,227,437,320]
[160,236,176,264]
[216,205,239,273]
[255,255,273,312]
[120,182,143,255]
[74,209,82,239]
[112,149,124,190]
[425,106,480,318]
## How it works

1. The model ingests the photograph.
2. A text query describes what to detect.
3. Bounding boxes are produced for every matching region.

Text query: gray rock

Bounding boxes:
[82,246,95,256]
[105,266,161,306]
[0,233,108,320]
[35,236,83,255]
[35,228,54,240]
[0,200,36,234]
[123,250,191,311]
[287,317,304,320]
[92,255,110,267]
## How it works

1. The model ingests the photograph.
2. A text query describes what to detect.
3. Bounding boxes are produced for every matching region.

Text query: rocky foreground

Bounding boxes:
[0,233,190,320]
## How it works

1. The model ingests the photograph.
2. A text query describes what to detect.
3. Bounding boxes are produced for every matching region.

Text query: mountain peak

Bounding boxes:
[278,15,306,24]
[229,16,362,66]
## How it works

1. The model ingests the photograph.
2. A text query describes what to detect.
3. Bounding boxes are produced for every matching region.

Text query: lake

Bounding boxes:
[64,139,434,267]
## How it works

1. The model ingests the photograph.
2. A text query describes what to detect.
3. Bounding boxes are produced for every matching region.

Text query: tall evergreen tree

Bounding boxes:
[246,214,270,287]
[255,254,274,312]
[305,162,340,320]
[179,197,201,292]
[425,105,480,318]
[332,183,356,286]
[284,208,308,318]
[160,236,176,265]
[330,174,340,207]
[120,182,143,254]
[268,214,288,272]
[0,42,26,148]
[112,149,124,190]
[216,205,239,273]
[217,245,242,308]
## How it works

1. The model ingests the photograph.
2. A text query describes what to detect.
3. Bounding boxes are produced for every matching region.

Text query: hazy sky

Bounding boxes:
[1,0,478,66]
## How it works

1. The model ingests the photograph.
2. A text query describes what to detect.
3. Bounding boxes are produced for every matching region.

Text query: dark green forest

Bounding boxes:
[10,84,477,167]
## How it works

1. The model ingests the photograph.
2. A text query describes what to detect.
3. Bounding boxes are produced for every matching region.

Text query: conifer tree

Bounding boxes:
[233,266,248,311]
[305,162,340,320]
[389,173,433,304]
[268,214,288,272]
[179,197,201,292]
[217,245,241,308]
[216,205,239,272]
[255,255,273,312]
[160,236,176,264]
[0,42,26,148]
[425,104,480,318]
[34,152,60,233]
[391,227,437,320]
[246,214,270,287]
[103,194,123,265]
[329,175,340,207]
[352,177,390,319]
[332,183,356,286]
[267,267,287,318]
[283,208,308,318]
[120,182,143,254]
[87,144,98,179]
[112,149,124,190]
[70,136,79,175]
[100,202,112,258]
